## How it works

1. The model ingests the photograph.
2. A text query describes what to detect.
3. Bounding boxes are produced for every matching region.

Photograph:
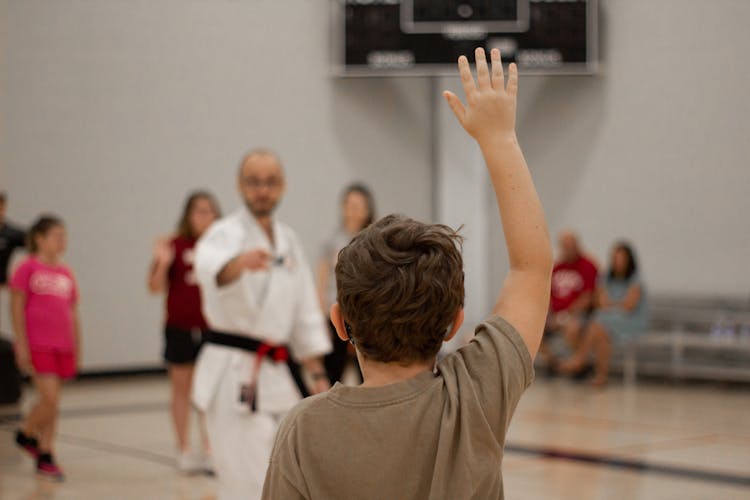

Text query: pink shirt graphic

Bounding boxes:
[10,257,78,352]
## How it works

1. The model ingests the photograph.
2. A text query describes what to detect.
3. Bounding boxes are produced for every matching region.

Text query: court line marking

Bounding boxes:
[518,408,750,441]
[0,425,177,469]
[0,402,176,469]
[505,443,750,488]
[3,402,749,487]
[0,401,167,424]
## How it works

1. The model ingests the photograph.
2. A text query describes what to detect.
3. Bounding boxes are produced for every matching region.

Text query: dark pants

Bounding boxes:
[323,320,362,386]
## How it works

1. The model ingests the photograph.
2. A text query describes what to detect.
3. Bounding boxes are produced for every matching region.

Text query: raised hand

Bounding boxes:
[443,47,518,145]
[153,238,175,267]
[442,48,551,359]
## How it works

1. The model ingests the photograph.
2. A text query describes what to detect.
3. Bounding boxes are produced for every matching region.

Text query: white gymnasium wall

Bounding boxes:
[0,0,433,369]
[3,0,749,369]
[439,0,750,323]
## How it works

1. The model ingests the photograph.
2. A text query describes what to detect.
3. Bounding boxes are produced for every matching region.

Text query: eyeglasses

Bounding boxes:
[243,178,283,190]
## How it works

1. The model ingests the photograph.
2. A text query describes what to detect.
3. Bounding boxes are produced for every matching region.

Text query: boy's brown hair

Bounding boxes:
[335,214,464,364]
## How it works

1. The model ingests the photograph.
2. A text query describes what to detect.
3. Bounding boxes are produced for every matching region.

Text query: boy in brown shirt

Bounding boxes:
[262,48,552,500]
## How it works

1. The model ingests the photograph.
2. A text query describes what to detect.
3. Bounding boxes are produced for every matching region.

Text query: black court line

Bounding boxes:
[505,444,750,488]
[0,425,175,468]
[2,402,748,488]
[0,403,174,468]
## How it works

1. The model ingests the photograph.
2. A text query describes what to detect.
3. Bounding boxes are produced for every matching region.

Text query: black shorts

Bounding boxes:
[163,325,205,364]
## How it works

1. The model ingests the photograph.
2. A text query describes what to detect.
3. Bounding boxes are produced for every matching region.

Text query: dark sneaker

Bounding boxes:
[36,453,64,482]
[15,430,39,459]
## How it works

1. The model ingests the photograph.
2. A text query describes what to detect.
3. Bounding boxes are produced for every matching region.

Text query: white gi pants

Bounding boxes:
[205,368,280,500]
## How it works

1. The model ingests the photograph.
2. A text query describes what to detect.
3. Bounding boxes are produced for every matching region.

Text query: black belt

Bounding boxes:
[205,330,310,401]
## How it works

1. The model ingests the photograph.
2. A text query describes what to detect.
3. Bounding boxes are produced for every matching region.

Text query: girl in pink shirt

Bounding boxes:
[11,215,80,481]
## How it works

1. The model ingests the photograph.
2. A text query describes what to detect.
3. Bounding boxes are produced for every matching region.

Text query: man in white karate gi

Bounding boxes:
[192,149,332,500]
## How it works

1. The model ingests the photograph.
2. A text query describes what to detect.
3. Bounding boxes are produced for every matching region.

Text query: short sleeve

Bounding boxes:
[625,275,644,297]
[261,462,307,500]
[441,316,534,439]
[262,414,309,500]
[9,260,32,293]
[582,260,598,291]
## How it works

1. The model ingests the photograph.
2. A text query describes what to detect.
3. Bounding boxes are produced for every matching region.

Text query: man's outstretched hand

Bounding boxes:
[443,47,518,146]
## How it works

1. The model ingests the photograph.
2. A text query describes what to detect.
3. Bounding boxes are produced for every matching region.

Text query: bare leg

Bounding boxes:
[589,323,613,386]
[558,322,600,373]
[198,412,211,455]
[22,401,46,438]
[33,375,61,454]
[169,364,194,452]
[562,317,583,351]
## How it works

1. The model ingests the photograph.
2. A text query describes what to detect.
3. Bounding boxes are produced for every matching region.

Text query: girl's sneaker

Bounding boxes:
[14,430,39,459]
[36,453,65,482]
[176,451,203,474]
[202,453,215,476]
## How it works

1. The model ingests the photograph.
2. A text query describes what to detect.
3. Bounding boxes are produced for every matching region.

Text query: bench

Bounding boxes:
[612,295,750,384]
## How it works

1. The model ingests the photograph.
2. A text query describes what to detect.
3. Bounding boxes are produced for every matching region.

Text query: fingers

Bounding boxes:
[243,249,271,270]
[474,47,491,90]
[490,48,505,92]
[442,91,466,125]
[457,55,476,101]
[507,62,519,98]
[246,248,270,259]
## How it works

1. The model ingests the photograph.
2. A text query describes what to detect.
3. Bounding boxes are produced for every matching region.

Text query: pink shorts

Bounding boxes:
[30,350,77,379]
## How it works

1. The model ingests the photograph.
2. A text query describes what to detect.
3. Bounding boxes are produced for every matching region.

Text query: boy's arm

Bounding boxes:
[444,48,553,359]
[261,462,307,500]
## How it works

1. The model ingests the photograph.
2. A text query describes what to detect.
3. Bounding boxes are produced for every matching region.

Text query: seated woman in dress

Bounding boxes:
[559,241,648,386]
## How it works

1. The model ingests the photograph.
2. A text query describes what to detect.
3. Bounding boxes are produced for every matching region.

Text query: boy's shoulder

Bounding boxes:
[275,391,333,444]
[280,391,331,429]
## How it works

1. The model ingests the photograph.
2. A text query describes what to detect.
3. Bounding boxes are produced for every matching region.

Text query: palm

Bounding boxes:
[443,48,518,144]
[154,239,173,265]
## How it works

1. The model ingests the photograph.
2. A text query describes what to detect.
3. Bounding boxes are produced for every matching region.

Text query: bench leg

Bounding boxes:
[623,345,637,385]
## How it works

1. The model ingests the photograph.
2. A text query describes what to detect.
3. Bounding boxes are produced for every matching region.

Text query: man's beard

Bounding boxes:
[246,200,278,218]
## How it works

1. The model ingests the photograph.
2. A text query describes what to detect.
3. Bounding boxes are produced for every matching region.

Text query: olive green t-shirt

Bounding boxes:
[262,316,534,500]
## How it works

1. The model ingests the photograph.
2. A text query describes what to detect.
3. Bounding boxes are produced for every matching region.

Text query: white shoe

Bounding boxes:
[176,451,203,474]
[202,454,215,476]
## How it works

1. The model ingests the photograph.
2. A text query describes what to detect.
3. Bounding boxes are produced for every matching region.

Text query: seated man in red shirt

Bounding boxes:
[539,231,598,370]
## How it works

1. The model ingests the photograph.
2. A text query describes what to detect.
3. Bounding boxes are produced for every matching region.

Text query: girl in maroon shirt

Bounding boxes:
[148,191,220,473]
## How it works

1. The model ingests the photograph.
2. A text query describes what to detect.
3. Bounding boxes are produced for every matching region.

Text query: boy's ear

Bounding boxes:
[443,308,465,343]
[330,303,350,343]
